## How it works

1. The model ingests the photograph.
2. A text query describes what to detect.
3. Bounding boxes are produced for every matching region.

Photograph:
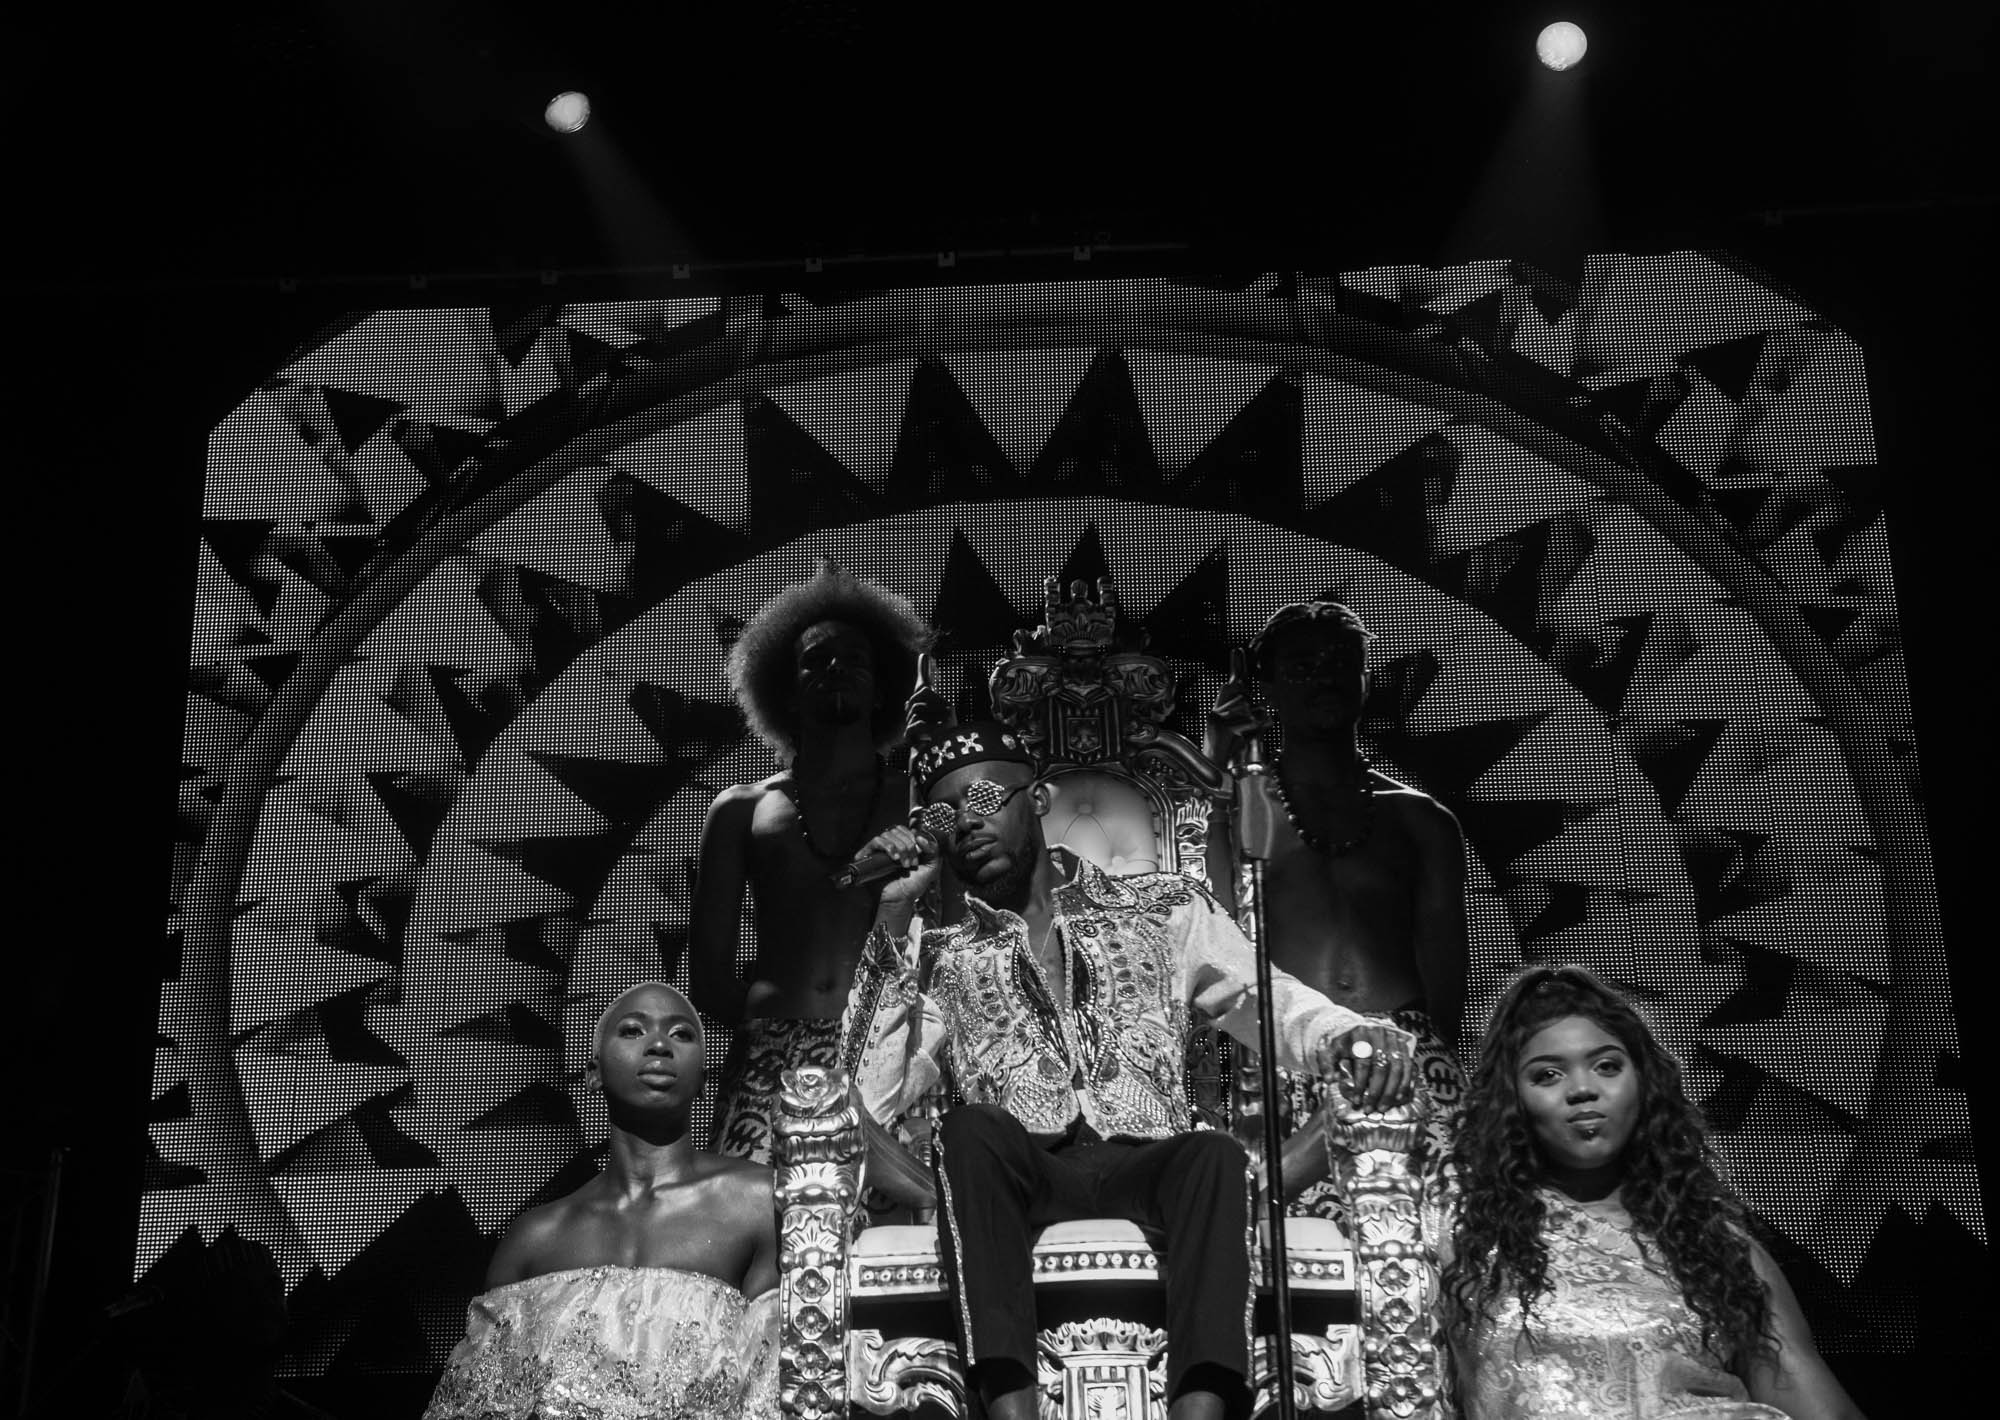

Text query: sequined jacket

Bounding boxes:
[906,852,1371,1139]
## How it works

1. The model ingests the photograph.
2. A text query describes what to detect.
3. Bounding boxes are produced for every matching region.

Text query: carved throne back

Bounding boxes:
[776,576,1433,1420]
[987,576,1226,887]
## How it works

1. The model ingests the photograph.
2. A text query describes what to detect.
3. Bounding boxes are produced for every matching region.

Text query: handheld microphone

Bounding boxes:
[829,834,938,890]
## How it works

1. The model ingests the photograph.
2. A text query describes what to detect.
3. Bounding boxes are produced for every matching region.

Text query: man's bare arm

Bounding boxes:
[1408,797,1468,1053]
[688,786,760,1026]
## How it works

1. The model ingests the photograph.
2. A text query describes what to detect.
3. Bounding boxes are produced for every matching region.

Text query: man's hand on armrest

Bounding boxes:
[1314,1021,1419,1112]
[850,1084,937,1211]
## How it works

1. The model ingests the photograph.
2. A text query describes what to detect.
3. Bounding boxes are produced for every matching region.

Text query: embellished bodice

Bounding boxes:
[923,854,1358,1138]
[1456,1194,1787,1420]
[423,1265,778,1420]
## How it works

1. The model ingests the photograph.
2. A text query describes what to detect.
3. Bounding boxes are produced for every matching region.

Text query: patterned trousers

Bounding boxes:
[711,1017,841,1164]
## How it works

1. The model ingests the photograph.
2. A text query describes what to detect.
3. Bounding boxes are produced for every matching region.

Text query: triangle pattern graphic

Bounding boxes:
[1028,350,1163,496]
[272,1172,442,1276]
[1572,253,1811,388]
[1176,375,1305,523]
[1301,374,1453,508]
[933,528,1028,653]
[452,746,613,842]
[943,348,1095,475]
[889,358,1020,506]
[1142,543,1232,673]
[1125,350,1277,475]
[743,396,883,546]
[283,309,503,428]
[469,466,630,596]
[605,404,749,531]
[1057,522,1115,594]
[322,386,407,456]
[206,397,356,522]
[619,482,754,611]
[767,360,919,492]
[1430,426,1601,557]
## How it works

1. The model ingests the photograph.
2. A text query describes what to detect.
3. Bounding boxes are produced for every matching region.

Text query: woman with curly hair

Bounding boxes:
[1440,965,1864,1419]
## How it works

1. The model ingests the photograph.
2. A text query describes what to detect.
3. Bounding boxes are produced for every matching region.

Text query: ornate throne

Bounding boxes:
[775,578,1440,1419]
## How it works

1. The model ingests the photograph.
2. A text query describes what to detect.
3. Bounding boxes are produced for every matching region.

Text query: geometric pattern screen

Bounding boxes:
[149,256,1983,1372]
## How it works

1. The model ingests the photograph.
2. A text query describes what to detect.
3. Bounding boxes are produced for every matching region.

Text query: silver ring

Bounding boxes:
[1350,1039,1375,1061]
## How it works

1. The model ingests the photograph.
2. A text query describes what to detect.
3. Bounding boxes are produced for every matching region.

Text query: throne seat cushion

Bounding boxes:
[847,1216,1354,1297]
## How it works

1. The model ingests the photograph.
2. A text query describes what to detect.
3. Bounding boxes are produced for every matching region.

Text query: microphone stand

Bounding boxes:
[1234,728,1299,1420]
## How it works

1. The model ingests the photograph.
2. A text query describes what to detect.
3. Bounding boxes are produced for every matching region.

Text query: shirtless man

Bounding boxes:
[689,561,932,1174]
[1209,600,1468,1212]
[427,982,777,1419]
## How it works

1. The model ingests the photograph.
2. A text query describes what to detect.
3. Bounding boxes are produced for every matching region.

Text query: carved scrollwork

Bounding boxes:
[778,1066,866,1420]
[1325,1095,1442,1420]
[1169,794,1212,888]
[1036,1318,1168,1420]
[849,1330,968,1416]
[988,576,1186,771]
[1250,1326,1364,1416]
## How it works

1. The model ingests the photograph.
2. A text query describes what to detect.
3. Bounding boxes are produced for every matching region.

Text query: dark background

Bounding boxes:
[26,2,1994,1414]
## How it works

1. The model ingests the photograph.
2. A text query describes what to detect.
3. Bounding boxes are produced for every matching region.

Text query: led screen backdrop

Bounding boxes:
[150,258,1982,1373]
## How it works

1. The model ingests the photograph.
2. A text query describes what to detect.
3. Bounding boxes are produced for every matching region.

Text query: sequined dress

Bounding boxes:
[1455,1192,1787,1420]
[422,1265,778,1420]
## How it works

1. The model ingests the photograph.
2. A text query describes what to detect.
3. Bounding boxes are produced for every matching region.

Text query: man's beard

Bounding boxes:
[956,843,1038,909]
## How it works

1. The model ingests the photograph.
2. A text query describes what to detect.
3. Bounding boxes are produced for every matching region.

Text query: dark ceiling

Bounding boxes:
[70,1,1992,287]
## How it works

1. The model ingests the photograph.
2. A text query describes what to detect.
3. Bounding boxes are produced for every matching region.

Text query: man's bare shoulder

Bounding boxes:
[704,775,794,827]
[1370,773,1461,833]
[712,773,793,805]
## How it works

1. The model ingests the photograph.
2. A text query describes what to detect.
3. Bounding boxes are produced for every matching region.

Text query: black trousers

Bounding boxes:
[930,1103,1252,1409]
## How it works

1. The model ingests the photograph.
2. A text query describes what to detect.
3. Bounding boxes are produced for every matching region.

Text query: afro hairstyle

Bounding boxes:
[727,560,933,761]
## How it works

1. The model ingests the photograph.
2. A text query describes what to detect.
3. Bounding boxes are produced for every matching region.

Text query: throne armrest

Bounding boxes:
[777,1065,866,1420]
[1324,1095,1443,1420]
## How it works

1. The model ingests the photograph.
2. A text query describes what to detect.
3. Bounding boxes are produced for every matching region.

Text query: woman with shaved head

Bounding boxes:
[424,982,777,1420]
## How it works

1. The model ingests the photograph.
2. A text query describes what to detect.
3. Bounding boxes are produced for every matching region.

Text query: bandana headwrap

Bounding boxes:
[909,720,1037,793]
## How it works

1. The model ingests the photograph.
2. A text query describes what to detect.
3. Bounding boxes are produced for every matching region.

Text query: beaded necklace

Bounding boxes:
[1271,760,1377,856]
[784,756,886,865]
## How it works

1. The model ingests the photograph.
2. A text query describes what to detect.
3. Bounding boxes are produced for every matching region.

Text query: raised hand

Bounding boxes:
[1205,646,1263,765]
[859,824,939,920]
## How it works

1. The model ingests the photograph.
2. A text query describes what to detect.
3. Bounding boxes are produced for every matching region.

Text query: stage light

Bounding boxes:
[1536,21,1588,71]
[545,91,591,133]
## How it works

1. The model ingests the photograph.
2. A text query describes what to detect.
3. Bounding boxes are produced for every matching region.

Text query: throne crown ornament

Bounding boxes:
[989,577,1176,766]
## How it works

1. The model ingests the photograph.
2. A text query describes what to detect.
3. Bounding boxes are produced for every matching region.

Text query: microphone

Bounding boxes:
[829,834,938,890]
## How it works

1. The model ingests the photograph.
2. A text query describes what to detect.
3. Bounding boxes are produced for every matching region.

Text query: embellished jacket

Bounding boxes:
[857,852,1376,1140]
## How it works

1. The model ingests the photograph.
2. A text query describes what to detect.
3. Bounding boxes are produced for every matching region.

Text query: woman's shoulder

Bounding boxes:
[701,1154,777,1236]
[699,1150,774,1195]
[484,1178,619,1287]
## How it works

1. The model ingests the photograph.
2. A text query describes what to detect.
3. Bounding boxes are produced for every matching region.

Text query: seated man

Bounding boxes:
[854,722,1418,1420]
[424,983,777,1420]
